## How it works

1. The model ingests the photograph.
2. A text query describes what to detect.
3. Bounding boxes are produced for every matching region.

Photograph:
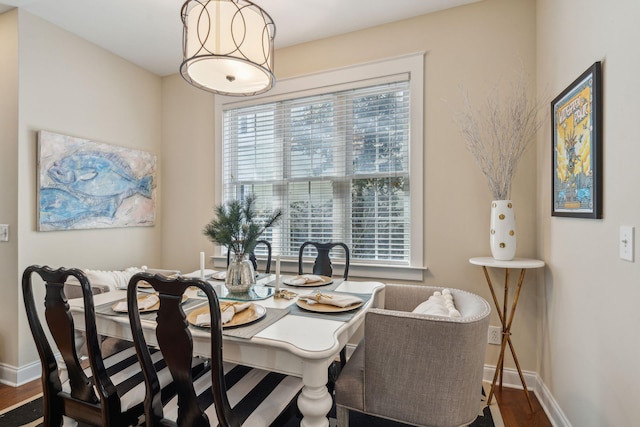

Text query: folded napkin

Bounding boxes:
[113,294,159,312]
[284,274,323,286]
[300,292,362,308]
[195,301,253,326]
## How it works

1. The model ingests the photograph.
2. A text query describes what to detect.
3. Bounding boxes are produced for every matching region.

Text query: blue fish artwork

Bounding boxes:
[37,131,156,231]
[39,188,116,227]
[48,152,153,201]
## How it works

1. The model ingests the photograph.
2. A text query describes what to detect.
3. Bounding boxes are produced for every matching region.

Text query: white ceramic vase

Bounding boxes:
[490,200,516,261]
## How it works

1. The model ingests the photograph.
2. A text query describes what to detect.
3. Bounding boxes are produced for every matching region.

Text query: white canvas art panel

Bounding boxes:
[37,131,157,231]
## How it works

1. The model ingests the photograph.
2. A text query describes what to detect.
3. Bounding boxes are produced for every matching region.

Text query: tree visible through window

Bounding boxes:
[222,81,411,263]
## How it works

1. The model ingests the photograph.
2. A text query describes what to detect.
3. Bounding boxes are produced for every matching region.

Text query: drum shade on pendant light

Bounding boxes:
[180,0,276,96]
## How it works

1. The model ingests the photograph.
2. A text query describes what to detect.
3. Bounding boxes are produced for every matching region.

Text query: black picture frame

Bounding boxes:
[551,61,603,218]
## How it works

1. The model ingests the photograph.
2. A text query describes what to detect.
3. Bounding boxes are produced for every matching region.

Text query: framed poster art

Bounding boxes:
[551,61,603,218]
[37,131,157,231]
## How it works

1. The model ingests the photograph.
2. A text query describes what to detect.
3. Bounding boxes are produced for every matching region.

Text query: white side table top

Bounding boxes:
[469,257,545,269]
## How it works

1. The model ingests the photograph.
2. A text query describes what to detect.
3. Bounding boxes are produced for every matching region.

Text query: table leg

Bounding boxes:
[298,360,333,427]
[482,266,506,406]
[484,267,534,412]
[481,266,505,325]
[502,268,534,411]
[500,267,509,388]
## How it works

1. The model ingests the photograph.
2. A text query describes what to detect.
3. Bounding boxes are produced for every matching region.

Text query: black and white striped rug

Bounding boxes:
[0,383,503,427]
[282,383,503,427]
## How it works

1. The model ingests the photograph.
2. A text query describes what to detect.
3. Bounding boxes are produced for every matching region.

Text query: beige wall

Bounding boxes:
[0,10,164,374]
[0,9,19,368]
[537,0,640,425]
[160,74,216,271]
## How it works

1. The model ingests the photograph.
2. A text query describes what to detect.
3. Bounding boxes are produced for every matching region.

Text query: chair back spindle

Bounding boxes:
[22,265,140,426]
[298,241,350,279]
[127,273,239,427]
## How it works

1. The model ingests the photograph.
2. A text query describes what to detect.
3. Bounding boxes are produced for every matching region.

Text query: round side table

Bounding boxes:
[469,256,544,411]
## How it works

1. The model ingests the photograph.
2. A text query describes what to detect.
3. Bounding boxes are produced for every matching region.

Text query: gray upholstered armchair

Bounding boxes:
[335,284,491,427]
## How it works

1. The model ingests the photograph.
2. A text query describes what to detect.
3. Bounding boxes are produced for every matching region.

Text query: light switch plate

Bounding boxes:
[620,226,634,262]
[0,224,8,242]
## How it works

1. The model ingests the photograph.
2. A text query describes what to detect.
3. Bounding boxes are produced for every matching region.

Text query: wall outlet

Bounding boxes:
[0,224,8,242]
[488,326,502,345]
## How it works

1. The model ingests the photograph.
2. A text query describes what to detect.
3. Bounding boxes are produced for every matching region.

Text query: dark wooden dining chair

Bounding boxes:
[226,239,273,273]
[22,265,151,426]
[297,241,350,280]
[126,272,303,426]
[297,241,351,386]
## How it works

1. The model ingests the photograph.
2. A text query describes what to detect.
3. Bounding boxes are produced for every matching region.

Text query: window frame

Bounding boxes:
[214,53,425,281]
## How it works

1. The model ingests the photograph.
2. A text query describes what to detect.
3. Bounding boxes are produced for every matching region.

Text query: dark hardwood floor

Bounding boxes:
[492,385,553,427]
[0,379,41,410]
[0,380,552,426]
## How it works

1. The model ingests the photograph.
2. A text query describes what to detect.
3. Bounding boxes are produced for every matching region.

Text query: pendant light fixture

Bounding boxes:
[180,0,276,96]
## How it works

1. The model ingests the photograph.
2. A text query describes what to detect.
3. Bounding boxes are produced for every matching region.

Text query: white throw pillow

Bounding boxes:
[412,288,461,318]
[67,266,147,291]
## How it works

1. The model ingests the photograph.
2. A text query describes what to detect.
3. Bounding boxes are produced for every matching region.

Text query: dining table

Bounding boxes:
[68,274,385,427]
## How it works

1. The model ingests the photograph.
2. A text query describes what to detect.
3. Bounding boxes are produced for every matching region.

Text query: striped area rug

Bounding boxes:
[0,393,45,427]
[282,383,504,427]
[0,384,503,427]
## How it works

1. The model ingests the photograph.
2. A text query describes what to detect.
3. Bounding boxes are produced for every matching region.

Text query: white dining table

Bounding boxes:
[68,277,385,427]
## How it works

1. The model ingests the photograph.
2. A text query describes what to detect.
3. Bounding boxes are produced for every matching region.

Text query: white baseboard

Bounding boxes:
[483,364,572,427]
[535,376,573,427]
[0,360,41,387]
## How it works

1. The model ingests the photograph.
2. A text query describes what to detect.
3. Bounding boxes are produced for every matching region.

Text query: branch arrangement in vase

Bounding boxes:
[455,67,542,200]
[203,194,281,255]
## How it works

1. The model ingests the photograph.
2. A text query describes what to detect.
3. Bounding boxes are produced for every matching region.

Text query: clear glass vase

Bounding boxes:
[225,253,256,293]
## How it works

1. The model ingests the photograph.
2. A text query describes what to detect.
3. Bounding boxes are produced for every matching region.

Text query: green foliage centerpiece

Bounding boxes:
[203,194,281,293]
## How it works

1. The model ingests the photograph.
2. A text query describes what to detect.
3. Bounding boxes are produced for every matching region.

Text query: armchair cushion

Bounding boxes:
[76,266,147,290]
[64,266,180,298]
[412,288,461,317]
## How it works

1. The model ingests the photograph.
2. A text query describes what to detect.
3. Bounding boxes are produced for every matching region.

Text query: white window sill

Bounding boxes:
[211,256,426,282]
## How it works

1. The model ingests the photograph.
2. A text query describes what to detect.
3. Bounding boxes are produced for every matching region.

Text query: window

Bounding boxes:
[216,54,424,279]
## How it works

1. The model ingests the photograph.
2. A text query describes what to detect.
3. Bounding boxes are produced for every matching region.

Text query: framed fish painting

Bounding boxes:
[37,131,157,231]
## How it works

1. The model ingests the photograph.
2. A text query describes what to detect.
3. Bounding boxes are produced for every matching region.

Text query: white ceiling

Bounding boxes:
[0,0,479,77]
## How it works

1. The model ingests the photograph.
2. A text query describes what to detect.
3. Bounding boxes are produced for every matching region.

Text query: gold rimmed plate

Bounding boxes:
[187,303,266,328]
[282,275,333,287]
[112,293,187,313]
[295,298,362,313]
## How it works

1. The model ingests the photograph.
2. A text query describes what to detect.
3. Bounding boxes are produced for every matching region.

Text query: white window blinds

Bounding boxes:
[222,80,411,263]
